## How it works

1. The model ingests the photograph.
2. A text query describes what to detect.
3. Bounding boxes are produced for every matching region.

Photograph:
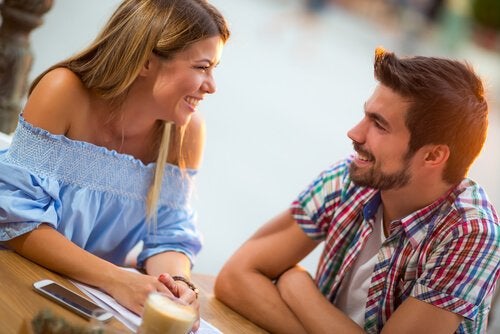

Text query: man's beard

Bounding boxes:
[349,145,412,190]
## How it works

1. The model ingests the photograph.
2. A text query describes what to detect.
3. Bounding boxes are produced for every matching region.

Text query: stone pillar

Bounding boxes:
[0,0,53,134]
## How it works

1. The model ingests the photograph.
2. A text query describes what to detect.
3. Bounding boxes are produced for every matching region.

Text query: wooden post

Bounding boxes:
[0,0,53,134]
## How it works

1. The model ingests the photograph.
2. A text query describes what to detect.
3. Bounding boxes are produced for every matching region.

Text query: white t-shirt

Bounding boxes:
[335,207,386,327]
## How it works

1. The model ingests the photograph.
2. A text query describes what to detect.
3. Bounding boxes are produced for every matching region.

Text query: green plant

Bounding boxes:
[472,0,500,30]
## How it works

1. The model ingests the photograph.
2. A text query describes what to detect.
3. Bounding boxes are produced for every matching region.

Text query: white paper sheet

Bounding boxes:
[70,280,222,334]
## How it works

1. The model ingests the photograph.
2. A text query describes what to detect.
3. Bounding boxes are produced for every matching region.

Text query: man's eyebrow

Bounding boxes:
[364,103,391,129]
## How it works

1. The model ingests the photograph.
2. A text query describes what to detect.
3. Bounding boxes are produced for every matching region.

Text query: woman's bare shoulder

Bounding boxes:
[181,113,206,169]
[23,67,90,135]
[168,113,206,169]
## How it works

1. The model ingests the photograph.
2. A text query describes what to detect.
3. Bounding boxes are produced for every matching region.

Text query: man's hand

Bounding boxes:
[277,265,364,334]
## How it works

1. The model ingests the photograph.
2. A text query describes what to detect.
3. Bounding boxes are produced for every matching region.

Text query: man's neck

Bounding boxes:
[380,180,454,225]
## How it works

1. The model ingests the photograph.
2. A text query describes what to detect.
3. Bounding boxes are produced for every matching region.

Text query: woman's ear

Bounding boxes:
[139,58,153,77]
[424,144,450,166]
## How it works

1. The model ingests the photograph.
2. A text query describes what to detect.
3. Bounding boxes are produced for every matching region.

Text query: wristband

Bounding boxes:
[172,276,199,298]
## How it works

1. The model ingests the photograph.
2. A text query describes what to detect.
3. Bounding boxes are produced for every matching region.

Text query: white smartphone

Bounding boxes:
[33,279,113,322]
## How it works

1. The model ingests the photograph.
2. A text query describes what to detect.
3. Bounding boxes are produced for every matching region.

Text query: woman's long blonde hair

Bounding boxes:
[30,0,230,221]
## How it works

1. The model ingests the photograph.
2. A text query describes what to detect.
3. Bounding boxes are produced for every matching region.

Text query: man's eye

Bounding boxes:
[374,121,385,131]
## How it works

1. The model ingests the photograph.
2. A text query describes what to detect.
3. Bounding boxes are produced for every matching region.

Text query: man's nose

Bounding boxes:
[347,119,366,144]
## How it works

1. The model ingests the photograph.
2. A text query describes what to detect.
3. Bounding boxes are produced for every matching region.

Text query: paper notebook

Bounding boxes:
[70,274,222,333]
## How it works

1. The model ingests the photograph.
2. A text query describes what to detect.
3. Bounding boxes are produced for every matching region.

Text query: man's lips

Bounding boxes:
[353,143,374,163]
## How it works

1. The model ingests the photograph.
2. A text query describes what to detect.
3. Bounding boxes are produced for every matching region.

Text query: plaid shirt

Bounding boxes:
[291,157,500,333]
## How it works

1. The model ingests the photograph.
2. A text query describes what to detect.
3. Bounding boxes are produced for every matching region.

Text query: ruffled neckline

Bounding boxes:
[19,115,195,173]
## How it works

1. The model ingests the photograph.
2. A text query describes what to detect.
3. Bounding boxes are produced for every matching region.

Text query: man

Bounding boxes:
[214,48,499,333]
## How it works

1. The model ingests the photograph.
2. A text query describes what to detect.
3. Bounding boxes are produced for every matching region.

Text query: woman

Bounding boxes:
[0,0,230,329]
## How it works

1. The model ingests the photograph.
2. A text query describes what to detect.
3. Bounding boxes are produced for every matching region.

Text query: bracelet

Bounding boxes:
[172,276,199,298]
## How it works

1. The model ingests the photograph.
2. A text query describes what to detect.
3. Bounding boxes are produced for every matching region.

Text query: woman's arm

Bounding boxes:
[145,251,191,278]
[144,114,206,331]
[152,111,204,281]
[147,251,200,331]
[6,224,171,315]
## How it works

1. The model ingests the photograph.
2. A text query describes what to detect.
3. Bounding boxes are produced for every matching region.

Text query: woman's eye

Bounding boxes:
[196,65,210,72]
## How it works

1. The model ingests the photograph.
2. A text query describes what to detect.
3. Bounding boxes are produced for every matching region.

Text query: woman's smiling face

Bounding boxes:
[147,36,224,126]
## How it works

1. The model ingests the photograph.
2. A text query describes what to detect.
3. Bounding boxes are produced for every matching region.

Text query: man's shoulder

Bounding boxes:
[315,155,377,203]
[319,155,356,183]
[450,178,498,224]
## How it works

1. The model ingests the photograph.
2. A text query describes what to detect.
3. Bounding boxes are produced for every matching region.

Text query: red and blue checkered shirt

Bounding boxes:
[291,157,500,333]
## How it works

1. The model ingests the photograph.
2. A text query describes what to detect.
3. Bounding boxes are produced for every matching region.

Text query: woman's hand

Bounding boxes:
[158,273,201,332]
[105,269,175,316]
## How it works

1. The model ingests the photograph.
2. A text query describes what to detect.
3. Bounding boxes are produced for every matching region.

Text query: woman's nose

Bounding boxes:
[203,75,216,94]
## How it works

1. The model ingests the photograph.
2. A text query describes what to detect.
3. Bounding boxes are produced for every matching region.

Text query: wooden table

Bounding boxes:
[0,250,268,334]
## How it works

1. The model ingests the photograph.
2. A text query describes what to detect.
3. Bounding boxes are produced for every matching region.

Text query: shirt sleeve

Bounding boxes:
[412,217,500,320]
[0,160,61,241]
[137,168,202,269]
[291,159,350,241]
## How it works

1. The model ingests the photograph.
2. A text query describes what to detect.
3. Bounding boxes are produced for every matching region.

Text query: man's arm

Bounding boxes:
[277,267,462,334]
[214,209,319,333]
[277,266,364,333]
[215,212,463,334]
[381,296,462,333]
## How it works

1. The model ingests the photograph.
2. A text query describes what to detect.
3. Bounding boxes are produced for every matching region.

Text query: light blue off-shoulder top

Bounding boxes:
[0,116,202,268]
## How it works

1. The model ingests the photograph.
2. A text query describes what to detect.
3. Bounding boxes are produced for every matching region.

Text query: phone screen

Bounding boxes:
[41,283,100,315]
[34,280,112,321]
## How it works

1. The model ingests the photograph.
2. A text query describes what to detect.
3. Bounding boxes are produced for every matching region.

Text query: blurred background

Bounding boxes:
[1,0,499,276]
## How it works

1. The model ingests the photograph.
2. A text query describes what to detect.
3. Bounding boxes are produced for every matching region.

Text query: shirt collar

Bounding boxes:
[363,191,381,222]
[397,186,457,248]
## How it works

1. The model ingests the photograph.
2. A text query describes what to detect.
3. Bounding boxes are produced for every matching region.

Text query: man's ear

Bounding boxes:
[424,144,450,166]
